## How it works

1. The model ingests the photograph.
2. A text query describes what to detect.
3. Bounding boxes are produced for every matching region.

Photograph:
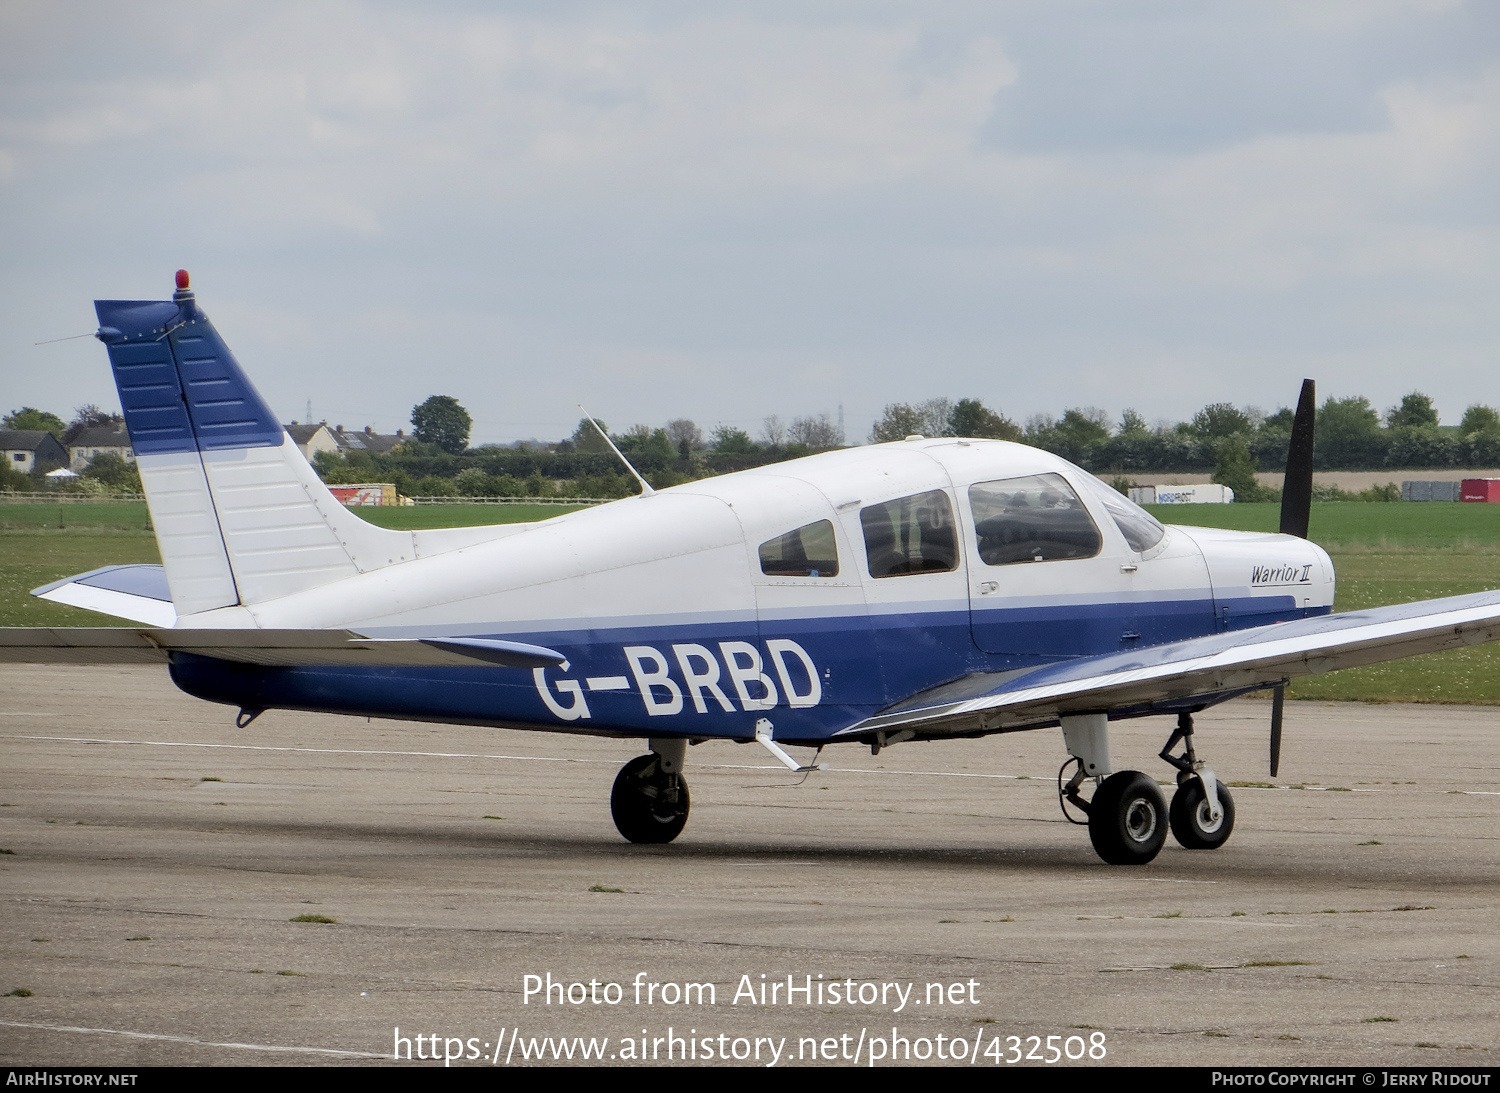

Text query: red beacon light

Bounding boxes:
[175,269,190,291]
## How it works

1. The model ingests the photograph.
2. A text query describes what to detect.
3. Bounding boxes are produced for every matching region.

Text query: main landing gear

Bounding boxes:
[1059,711,1234,865]
[611,738,690,844]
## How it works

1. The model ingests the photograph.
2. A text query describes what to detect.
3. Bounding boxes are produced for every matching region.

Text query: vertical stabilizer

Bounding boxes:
[96,272,417,617]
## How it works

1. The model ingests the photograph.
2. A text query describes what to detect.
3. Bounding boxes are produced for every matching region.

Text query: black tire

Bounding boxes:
[1169,779,1235,850]
[1087,770,1168,865]
[610,754,690,844]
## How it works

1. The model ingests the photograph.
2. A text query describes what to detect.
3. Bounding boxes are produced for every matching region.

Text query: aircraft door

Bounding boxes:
[965,473,1218,659]
[849,487,970,703]
[966,473,1138,660]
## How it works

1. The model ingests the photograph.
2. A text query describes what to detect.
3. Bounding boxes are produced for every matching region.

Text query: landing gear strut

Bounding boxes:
[1159,712,1235,850]
[1058,713,1168,865]
[610,739,690,844]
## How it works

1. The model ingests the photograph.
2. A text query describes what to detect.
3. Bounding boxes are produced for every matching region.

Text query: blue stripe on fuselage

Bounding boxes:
[168,599,1331,743]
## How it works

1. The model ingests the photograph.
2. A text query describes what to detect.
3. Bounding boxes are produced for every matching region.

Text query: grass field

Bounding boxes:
[5,499,1499,703]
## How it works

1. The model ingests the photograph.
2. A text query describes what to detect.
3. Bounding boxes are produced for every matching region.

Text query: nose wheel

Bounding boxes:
[611,752,690,844]
[1160,711,1234,850]
[1169,776,1235,849]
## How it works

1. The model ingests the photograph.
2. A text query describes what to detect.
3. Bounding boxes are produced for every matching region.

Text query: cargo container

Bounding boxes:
[1128,483,1235,505]
[1460,479,1500,503]
[1402,480,1461,501]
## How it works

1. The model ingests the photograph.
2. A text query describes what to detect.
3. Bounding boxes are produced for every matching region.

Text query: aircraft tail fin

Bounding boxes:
[95,272,417,617]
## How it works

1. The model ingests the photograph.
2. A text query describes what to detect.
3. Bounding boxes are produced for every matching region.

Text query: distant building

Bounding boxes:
[284,422,340,463]
[63,424,133,470]
[0,429,69,474]
[329,424,407,455]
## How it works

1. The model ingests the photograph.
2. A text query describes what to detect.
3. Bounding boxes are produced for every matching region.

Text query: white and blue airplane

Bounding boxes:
[10,271,1500,865]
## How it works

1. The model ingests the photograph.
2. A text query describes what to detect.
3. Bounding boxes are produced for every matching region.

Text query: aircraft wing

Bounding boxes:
[0,628,566,669]
[843,590,1500,738]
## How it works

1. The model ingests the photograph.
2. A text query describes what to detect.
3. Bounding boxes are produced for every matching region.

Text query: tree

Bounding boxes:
[948,398,1021,440]
[870,399,948,442]
[1386,392,1438,430]
[570,417,612,455]
[1316,396,1384,468]
[665,419,704,458]
[1460,404,1500,435]
[454,467,492,496]
[1118,408,1149,436]
[1191,402,1252,439]
[710,425,757,455]
[790,413,843,449]
[759,415,786,448]
[870,403,927,443]
[411,396,471,455]
[70,404,123,430]
[1211,437,1266,501]
[80,452,141,493]
[3,407,66,435]
[614,426,672,463]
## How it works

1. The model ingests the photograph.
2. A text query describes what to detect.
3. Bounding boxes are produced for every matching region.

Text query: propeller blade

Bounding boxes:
[1279,379,1316,539]
[1270,685,1285,778]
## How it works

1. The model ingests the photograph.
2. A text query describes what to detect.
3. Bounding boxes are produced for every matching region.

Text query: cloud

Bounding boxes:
[1,1,1497,439]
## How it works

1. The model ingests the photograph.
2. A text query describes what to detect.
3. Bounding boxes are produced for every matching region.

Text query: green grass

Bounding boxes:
[355,503,594,529]
[0,501,578,628]
[1147,502,1500,703]
[1143,501,1500,551]
[7,499,1500,703]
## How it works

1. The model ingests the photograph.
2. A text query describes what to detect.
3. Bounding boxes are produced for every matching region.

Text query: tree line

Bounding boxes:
[10,389,1500,502]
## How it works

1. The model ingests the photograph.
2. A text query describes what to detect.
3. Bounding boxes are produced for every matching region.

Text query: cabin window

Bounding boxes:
[860,490,958,578]
[759,520,840,577]
[968,474,1102,565]
[1085,479,1166,553]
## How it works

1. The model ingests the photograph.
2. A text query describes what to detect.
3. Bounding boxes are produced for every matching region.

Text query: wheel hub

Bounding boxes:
[1195,797,1223,834]
[1125,798,1158,843]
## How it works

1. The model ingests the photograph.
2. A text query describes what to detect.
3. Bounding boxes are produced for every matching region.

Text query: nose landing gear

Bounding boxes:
[1160,712,1235,850]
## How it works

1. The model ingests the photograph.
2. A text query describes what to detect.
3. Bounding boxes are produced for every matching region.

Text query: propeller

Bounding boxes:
[1272,378,1315,776]
[1270,685,1285,778]
[1279,378,1315,539]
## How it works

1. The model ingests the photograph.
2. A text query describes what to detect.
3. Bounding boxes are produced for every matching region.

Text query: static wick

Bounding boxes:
[34,332,97,346]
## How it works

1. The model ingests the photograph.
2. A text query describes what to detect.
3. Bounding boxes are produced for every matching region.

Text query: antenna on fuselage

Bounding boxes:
[578,404,656,497]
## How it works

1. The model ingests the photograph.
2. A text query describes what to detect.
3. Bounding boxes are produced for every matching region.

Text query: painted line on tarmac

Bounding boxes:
[1,733,1031,780]
[0,1019,386,1059]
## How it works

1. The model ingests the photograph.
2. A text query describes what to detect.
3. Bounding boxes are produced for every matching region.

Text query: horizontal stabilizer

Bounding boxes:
[32,565,176,627]
[0,628,565,669]
[844,589,1500,737]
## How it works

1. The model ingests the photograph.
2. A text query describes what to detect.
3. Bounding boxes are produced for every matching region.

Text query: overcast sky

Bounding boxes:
[3,1,1497,444]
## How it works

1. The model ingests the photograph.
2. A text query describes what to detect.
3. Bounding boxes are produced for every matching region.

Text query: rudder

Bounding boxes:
[96,272,415,617]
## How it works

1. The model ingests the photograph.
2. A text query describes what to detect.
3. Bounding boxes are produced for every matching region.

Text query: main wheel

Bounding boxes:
[1169,779,1235,850]
[610,754,690,844]
[1088,770,1168,865]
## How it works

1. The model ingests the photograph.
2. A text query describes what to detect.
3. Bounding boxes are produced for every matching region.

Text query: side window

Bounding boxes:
[760,520,840,577]
[1084,479,1166,554]
[860,490,958,578]
[969,474,1102,566]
